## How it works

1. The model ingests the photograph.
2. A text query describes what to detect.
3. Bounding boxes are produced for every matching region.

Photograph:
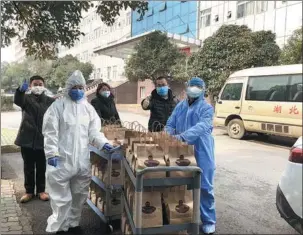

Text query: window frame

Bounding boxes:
[220,83,244,101]
[140,86,146,98]
[288,74,303,102]
[256,1,268,14]
[244,74,297,102]
[200,8,211,28]
[237,1,255,19]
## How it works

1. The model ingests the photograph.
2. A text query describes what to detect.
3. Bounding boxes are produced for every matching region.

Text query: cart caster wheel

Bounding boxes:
[106,224,113,234]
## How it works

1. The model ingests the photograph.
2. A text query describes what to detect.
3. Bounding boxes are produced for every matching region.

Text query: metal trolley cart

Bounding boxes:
[122,157,202,235]
[86,145,124,233]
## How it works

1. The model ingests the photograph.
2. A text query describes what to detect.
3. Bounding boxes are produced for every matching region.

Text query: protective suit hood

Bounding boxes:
[65,70,86,96]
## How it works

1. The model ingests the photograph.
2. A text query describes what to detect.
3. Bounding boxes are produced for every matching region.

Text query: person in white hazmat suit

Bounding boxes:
[42,70,115,234]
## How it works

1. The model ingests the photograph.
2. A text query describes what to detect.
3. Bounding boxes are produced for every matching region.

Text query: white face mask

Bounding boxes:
[31,86,46,95]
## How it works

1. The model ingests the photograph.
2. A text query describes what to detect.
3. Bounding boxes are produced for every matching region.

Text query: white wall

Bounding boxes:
[58,7,132,82]
[199,1,302,48]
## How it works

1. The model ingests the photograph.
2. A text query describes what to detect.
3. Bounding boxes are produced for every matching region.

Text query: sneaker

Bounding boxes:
[38,192,49,201]
[201,224,216,234]
[68,226,83,234]
[20,194,34,203]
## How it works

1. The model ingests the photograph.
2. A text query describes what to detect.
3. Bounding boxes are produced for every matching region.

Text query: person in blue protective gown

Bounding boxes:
[165,77,216,234]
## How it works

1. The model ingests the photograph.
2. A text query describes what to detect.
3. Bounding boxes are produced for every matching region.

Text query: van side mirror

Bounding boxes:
[213,95,218,102]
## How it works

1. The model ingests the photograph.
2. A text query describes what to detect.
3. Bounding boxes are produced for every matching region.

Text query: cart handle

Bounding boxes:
[136,166,202,176]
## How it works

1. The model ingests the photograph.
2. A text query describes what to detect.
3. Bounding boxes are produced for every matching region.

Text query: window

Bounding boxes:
[147,8,154,17]
[140,87,146,98]
[200,8,211,28]
[107,67,111,80]
[246,75,290,101]
[289,75,302,102]
[113,66,117,79]
[256,1,268,14]
[237,1,255,18]
[214,15,219,22]
[126,12,131,25]
[221,83,243,100]
[159,2,167,12]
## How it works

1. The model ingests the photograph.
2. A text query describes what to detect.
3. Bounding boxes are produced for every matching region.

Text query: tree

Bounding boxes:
[1,62,31,90]
[1,55,93,91]
[125,31,185,81]
[189,25,281,96]
[280,27,302,64]
[48,55,94,88]
[1,1,148,59]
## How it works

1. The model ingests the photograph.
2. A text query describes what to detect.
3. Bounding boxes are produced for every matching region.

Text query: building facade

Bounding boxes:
[131,1,198,38]
[198,1,302,47]
[57,7,132,82]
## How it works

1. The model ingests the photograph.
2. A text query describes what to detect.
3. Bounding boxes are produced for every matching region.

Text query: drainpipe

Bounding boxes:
[196,1,200,40]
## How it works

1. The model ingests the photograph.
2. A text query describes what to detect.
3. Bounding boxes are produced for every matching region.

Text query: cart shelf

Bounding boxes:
[123,158,199,188]
[91,176,122,192]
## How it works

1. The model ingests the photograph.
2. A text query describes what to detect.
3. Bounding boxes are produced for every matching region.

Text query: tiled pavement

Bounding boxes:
[1,180,33,235]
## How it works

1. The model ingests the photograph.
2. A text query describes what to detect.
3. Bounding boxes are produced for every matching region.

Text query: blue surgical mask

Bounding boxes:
[156,86,169,96]
[100,91,110,98]
[186,86,204,99]
[69,89,84,101]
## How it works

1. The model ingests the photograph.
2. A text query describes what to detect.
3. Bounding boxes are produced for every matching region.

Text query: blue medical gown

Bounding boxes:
[165,95,216,226]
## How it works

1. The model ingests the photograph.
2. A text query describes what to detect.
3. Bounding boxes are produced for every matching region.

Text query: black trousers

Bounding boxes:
[21,147,46,194]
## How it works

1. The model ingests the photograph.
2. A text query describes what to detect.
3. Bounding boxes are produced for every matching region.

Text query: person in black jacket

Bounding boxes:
[14,75,54,203]
[141,76,178,132]
[91,82,121,125]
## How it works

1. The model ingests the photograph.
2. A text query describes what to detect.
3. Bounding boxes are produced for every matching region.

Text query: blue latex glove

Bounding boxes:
[19,81,29,92]
[48,157,59,167]
[103,143,114,151]
[173,135,184,142]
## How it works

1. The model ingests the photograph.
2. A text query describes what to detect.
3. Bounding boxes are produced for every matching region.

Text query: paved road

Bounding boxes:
[1,111,298,234]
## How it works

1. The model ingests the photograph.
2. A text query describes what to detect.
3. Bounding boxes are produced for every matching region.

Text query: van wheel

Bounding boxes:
[227,119,246,139]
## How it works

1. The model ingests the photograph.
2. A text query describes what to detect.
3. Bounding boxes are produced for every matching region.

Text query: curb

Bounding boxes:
[1,145,21,154]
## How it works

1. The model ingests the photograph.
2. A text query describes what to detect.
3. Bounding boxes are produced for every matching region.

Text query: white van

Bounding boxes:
[214,64,302,139]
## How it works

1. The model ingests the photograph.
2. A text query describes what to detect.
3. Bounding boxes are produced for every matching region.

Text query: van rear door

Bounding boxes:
[215,78,244,126]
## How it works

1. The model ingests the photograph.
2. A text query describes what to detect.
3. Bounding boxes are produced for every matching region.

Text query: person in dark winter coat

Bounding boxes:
[91,82,121,125]
[141,76,178,132]
[14,75,55,203]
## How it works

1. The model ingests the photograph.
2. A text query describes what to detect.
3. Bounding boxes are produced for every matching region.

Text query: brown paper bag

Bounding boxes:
[126,146,134,164]
[133,192,163,228]
[132,155,166,178]
[167,188,193,225]
[103,168,122,185]
[104,195,122,216]
[121,211,129,234]
[165,154,197,178]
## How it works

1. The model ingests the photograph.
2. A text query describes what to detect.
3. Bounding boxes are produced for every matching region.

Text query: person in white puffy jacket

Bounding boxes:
[42,70,114,234]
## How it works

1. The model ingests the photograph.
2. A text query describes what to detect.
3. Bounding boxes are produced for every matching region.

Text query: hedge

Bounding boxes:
[1,95,14,111]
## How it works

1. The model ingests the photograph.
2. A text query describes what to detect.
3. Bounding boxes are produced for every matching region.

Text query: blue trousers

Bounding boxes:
[200,168,216,225]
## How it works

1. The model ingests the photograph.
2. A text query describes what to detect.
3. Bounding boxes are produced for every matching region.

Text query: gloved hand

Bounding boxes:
[103,143,114,151]
[102,143,120,152]
[48,157,59,167]
[173,135,183,142]
[19,81,29,92]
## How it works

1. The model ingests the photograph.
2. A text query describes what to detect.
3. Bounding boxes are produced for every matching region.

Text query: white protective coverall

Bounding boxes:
[42,70,109,232]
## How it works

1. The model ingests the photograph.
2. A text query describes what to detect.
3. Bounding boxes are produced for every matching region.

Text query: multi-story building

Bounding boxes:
[11,31,26,63]
[131,1,198,39]
[58,7,132,82]
[198,1,302,47]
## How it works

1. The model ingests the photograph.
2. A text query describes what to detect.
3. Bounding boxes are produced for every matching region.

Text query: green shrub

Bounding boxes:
[1,95,14,111]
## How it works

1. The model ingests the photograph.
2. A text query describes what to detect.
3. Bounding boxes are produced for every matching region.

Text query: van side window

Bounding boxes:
[246,75,289,101]
[289,74,302,102]
[221,83,243,100]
